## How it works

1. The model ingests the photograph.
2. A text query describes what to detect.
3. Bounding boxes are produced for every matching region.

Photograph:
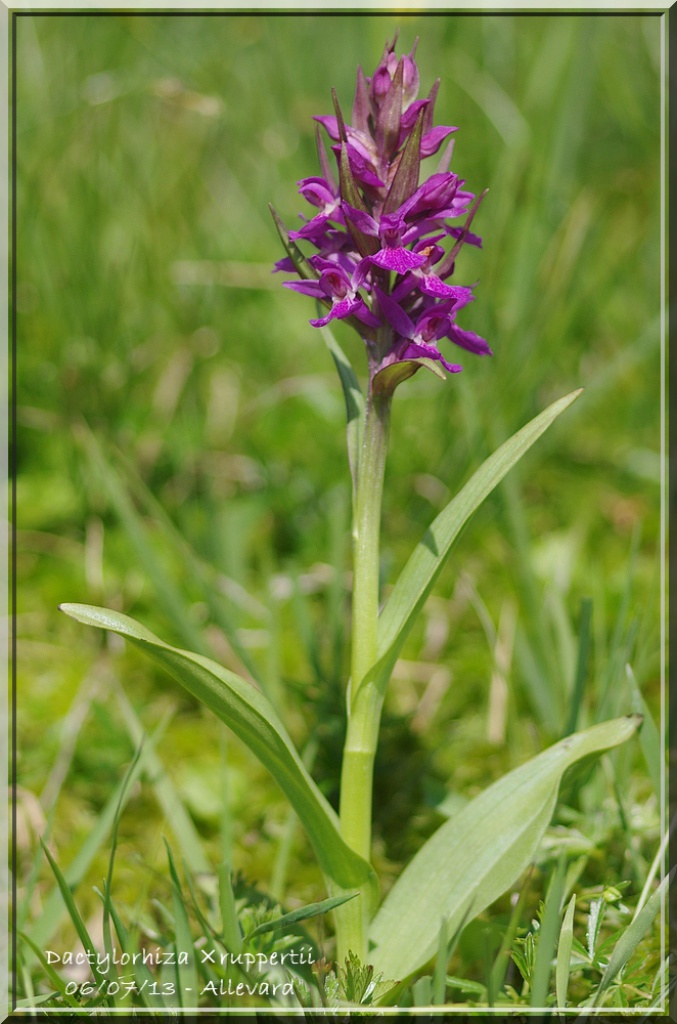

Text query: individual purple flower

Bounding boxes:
[272,33,491,391]
[284,256,380,330]
[390,244,474,302]
[375,285,491,372]
[341,204,428,274]
[375,287,463,374]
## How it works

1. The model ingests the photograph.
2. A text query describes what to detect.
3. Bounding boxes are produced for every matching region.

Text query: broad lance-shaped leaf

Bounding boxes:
[59,604,377,908]
[368,714,640,984]
[355,389,582,706]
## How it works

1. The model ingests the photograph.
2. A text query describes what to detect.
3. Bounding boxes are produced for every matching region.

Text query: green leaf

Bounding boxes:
[76,422,215,660]
[164,840,199,1007]
[17,932,82,1008]
[96,891,169,1009]
[587,897,605,960]
[372,356,446,398]
[114,687,212,875]
[59,603,376,907]
[24,723,155,956]
[411,975,432,1007]
[556,892,577,1007]
[563,597,593,736]
[98,743,145,1006]
[368,715,640,983]
[530,851,567,1006]
[431,918,449,1005]
[591,873,669,1007]
[218,863,244,953]
[625,663,662,797]
[269,204,318,282]
[39,841,108,990]
[318,323,365,501]
[488,869,533,999]
[357,388,583,703]
[245,891,358,940]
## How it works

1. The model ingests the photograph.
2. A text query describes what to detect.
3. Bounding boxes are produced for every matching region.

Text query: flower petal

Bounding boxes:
[273,256,296,274]
[419,277,475,303]
[284,280,325,298]
[447,225,483,248]
[402,340,463,373]
[374,286,416,338]
[420,125,457,158]
[313,115,340,140]
[370,247,427,273]
[309,295,379,329]
[446,323,493,356]
[341,202,379,237]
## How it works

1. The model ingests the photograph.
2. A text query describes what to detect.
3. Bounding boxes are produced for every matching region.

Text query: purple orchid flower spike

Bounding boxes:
[273,36,491,395]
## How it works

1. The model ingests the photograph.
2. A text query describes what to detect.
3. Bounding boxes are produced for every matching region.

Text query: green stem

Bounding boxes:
[350,391,391,715]
[336,388,392,963]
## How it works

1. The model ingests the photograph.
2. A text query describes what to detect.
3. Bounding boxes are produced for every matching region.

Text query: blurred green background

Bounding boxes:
[15,10,663,996]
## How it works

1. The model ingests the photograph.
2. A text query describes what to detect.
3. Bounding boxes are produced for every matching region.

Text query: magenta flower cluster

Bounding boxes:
[275,36,492,388]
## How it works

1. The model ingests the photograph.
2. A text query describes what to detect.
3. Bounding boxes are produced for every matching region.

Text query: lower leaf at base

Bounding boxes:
[368,714,640,983]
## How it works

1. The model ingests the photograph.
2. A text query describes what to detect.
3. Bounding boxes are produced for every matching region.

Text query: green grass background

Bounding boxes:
[15,11,664,1008]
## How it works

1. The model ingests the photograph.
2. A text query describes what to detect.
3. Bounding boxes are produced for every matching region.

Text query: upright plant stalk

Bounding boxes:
[349,392,391,720]
[274,34,491,965]
[335,388,391,962]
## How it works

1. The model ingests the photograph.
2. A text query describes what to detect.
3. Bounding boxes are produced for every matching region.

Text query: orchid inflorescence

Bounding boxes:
[274,34,492,391]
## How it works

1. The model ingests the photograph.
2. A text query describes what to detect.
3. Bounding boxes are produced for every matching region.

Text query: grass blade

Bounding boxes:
[113,684,211,875]
[564,597,593,736]
[245,891,358,940]
[634,822,672,918]
[24,735,153,954]
[556,892,577,1007]
[110,440,264,684]
[591,873,669,1006]
[164,840,199,1008]
[625,663,662,797]
[96,743,146,1006]
[530,851,567,1007]
[76,422,214,658]
[16,933,81,1008]
[39,841,107,990]
[218,863,243,954]
[488,869,533,1001]
[431,918,448,1005]
[97,891,168,1009]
